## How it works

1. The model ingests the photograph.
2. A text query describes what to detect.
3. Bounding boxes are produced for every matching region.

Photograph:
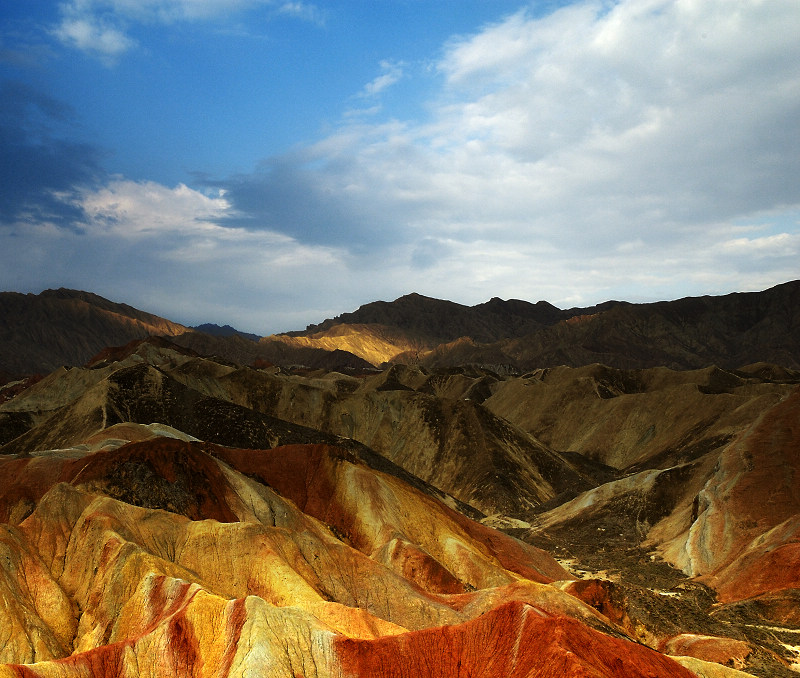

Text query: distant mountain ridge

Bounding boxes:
[444,280,800,371]
[277,292,619,366]
[192,323,261,342]
[282,281,800,370]
[289,292,577,344]
[0,288,191,377]
[2,281,799,379]
[0,289,375,378]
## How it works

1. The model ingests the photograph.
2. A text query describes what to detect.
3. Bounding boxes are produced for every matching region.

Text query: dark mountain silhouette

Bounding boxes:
[424,280,800,371]
[3,281,798,378]
[289,292,574,345]
[0,289,373,378]
[285,281,800,370]
[192,322,261,342]
[0,288,190,377]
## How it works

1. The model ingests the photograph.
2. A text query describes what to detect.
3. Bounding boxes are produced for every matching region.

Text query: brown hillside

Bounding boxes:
[277,281,800,370]
[0,289,190,377]
[418,281,800,371]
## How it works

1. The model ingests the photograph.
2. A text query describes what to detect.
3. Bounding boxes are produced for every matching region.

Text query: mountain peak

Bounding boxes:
[0,289,190,377]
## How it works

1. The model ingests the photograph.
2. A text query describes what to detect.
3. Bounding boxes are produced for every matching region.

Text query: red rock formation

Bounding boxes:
[2,436,688,677]
[0,439,240,524]
[682,386,800,602]
[660,634,752,670]
[560,578,631,630]
[213,443,570,588]
[335,600,697,678]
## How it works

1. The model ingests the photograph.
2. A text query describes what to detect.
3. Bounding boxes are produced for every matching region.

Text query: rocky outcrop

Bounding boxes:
[657,386,800,601]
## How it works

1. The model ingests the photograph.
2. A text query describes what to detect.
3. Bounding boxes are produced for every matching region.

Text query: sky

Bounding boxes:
[1,0,799,335]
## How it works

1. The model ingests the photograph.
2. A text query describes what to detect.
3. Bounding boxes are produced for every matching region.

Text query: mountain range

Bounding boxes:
[2,281,799,379]
[0,282,799,677]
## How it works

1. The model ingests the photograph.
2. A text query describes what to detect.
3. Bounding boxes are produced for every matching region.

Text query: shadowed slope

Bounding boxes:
[414,281,800,371]
[0,289,190,377]
[172,330,376,372]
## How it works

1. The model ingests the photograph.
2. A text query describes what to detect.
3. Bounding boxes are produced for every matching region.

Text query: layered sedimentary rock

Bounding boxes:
[0,433,707,678]
[657,386,800,601]
[483,363,794,470]
[3,332,800,675]
[1,344,597,517]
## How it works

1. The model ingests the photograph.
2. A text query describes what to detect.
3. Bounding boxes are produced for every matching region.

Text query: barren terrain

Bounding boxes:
[1,284,799,676]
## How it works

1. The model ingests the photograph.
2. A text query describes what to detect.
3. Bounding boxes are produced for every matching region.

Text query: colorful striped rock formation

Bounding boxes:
[0,435,705,678]
[2,327,800,676]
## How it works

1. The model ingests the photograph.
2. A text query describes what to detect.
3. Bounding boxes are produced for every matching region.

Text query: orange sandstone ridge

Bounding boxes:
[0,437,709,677]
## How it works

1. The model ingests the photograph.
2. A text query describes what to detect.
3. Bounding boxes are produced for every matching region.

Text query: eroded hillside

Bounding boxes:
[1,337,799,676]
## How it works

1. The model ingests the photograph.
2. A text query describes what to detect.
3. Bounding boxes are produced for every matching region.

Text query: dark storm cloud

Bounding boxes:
[411,237,451,270]
[0,80,102,226]
[204,154,405,252]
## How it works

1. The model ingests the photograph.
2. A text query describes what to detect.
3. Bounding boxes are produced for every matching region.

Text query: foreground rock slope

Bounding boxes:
[0,428,710,677]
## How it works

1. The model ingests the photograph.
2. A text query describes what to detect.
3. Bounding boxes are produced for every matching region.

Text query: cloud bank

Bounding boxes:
[3,0,799,332]
[209,0,800,311]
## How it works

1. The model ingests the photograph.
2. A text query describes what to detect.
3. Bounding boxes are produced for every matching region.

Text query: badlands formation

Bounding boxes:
[0,283,799,677]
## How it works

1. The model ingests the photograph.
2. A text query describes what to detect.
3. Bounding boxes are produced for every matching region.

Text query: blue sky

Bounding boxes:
[1,0,799,334]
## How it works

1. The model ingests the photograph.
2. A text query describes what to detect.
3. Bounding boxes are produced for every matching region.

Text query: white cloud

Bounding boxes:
[360,60,404,98]
[278,0,800,257]
[721,232,800,258]
[216,0,799,312]
[52,0,323,60]
[52,14,136,61]
[75,179,231,237]
[0,177,351,333]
